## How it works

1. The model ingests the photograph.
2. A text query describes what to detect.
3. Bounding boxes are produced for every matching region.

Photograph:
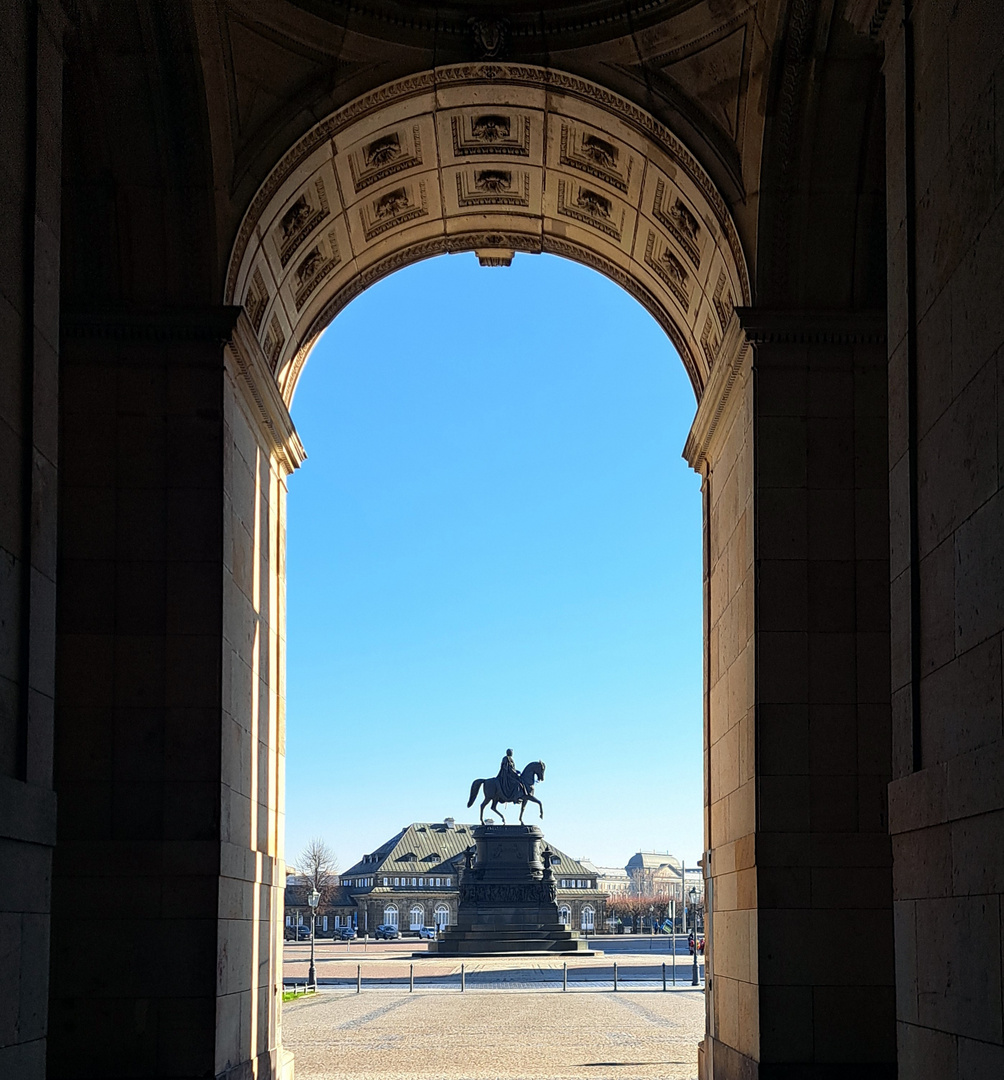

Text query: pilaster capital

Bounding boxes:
[734,307,886,346]
[225,313,306,475]
[683,312,750,473]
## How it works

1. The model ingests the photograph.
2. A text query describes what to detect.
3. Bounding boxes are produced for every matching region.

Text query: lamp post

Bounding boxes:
[690,886,700,986]
[307,887,320,989]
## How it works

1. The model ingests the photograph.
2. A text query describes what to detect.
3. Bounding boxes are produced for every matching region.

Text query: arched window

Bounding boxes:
[409,905,424,930]
[434,904,450,930]
[558,905,571,926]
[581,906,595,932]
[383,905,398,927]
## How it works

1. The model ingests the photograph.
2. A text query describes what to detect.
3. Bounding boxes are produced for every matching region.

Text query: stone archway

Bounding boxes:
[219,64,754,1078]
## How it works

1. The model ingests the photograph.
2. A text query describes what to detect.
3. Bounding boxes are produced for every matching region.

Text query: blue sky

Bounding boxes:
[284,252,703,872]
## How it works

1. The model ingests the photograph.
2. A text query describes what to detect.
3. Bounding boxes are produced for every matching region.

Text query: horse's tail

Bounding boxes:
[467,779,484,808]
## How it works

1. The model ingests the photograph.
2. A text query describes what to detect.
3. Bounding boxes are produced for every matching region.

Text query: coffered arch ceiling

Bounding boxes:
[225,64,752,408]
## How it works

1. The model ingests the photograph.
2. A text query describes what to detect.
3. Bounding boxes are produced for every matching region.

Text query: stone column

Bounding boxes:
[688,309,896,1079]
[0,2,65,1076]
[50,308,302,1079]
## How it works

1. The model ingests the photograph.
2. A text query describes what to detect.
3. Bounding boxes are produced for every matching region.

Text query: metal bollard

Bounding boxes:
[460,963,465,993]
[563,962,567,992]
[410,963,414,992]
[673,936,677,985]
[662,963,667,991]
[613,962,618,992]
[356,964,361,994]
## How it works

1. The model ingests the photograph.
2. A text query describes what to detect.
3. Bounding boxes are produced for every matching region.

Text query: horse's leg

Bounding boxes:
[526,794,543,819]
[493,800,505,823]
[519,799,525,824]
[480,796,488,824]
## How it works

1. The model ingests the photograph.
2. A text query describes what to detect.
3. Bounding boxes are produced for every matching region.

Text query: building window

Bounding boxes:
[411,877,417,887]
[322,915,328,931]
[383,905,398,927]
[383,877,389,886]
[581,906,595,932]
[394,877,400,886]
[409,905,424,930]
[285,915,292,926]
[434,904,450,930]
[435,878,441,887]
[419,878,424,887]
[446,877,451,887]
[559,905,571,926]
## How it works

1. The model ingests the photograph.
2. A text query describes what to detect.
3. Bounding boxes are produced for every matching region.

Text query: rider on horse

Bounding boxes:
[496,749,528,803]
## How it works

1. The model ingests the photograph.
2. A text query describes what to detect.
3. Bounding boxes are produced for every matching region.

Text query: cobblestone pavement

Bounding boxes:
[282,987,704,1080]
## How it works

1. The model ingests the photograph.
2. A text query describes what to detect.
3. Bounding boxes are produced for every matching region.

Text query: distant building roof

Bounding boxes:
[625,851,682,873]
[341,821,595,879]
[581,860,629,879]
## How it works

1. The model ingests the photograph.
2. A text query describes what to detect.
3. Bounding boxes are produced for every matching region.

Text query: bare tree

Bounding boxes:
[295,837,339,904]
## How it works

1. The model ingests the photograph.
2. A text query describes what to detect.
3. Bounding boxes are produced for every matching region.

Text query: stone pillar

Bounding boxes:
[688,310,896,1078]
[881,4,1004,1075]
[0,2,64,1076]
[50,309,302,1079]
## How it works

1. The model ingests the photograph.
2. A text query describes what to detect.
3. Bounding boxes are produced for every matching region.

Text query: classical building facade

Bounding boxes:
[3,3,1004,1078]
[287,821,606,935]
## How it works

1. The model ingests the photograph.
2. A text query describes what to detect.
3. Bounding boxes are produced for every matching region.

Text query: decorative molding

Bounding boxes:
[845,0,893,38]
[683,312,748,471]
[451,112,531,157]
[734,308,887,345]
[559,123,632,192]
[643,229,690,310]
[652,179,701,269]
[226,312,306,475]
[556,179,625,241]
[456,168,531,209]
[225,65,751,311]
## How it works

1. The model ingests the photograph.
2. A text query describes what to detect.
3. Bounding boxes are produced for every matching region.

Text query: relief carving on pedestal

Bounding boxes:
[459,881,557,906]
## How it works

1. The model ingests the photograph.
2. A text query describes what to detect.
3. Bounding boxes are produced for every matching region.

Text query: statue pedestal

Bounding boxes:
[426,824,594,956]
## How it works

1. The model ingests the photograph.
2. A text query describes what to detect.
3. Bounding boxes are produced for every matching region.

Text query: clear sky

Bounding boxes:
[284,252,704,874]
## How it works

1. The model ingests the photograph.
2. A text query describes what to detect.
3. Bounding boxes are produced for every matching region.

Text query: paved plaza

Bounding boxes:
[282,940,704,1079]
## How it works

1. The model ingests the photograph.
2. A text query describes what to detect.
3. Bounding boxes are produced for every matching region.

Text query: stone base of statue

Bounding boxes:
[425,824,595,956]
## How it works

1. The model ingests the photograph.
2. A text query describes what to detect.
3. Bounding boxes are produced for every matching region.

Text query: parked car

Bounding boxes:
[374,924,400,940]
[284,924,311,941]
[335,926,356,940]
[417,926,437,939]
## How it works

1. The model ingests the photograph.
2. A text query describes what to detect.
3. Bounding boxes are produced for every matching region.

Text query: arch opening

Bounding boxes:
[226,64,750,413]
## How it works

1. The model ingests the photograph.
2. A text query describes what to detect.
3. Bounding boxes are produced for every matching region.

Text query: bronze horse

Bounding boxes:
[467,760,545,824]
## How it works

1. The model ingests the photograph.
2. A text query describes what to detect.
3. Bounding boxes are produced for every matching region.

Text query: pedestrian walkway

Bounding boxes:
[282,987,703,1080]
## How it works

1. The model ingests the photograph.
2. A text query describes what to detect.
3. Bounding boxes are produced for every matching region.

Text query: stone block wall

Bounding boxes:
[50,333,228,1078]
[0,3,63,1077]
[884,2,1004,1074]
[750,325,896,1076]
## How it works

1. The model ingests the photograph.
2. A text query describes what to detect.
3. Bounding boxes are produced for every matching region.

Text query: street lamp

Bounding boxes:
[689,886,699,986]
[307,887,320,989]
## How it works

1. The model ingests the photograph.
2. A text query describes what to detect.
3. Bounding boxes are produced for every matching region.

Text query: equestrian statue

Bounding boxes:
[467,749,545,824]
